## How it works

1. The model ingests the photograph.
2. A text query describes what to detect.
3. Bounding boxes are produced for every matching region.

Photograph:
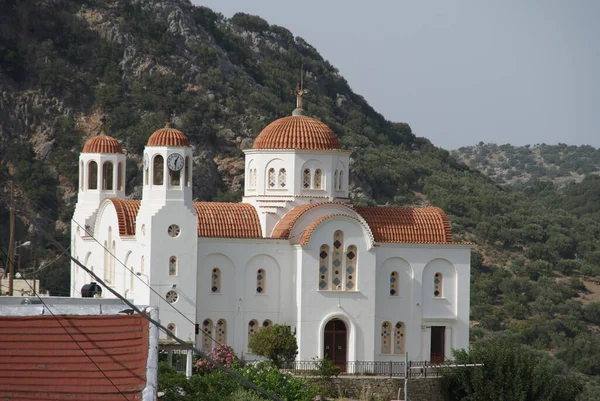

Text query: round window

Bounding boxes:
[168,224,180,238]
[166,290,179,304]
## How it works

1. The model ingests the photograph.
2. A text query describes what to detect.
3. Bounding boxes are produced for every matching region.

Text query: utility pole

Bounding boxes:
[7,181,15,296]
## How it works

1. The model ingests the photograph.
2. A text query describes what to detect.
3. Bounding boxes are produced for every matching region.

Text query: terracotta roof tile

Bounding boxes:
[194,202,262,238]
[299,213,363,245]
[253,115,341,150]
[109,198,141,236]
[354,206,453,243]
[0,314,149,400]
[273,203,454,244]
[82,135,123,154]
[147,126,190,147]
[271,202,350,239]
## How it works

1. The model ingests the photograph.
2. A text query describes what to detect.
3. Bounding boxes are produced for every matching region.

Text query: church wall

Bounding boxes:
[296,218,376,361]
[196,239,293,358]
[375,245,471,361]
[136,202,198,343]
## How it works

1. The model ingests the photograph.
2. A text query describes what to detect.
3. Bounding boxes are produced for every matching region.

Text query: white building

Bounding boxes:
[70,103,471,366]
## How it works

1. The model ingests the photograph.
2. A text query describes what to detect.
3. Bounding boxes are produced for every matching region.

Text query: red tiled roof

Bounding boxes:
[354,206,453,243]
[271,202,350,239]
[82,135,123,154]
[194,202,262,238]
[147,126,190,147]
[273,203,453,244]
[109,198,141,236]
[0,314,149,401]
[298,213,364,245]
[253,115,341,150]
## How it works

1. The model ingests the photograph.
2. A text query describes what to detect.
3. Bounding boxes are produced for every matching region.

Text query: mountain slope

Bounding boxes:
[1,0,600,394]
[452,142,600,187]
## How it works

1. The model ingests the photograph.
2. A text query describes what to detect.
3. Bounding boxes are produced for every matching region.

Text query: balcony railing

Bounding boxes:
[281,360,454,378]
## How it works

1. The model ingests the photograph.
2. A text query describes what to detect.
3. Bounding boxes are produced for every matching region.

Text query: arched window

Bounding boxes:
[434,272,443,298]
[117,162,123,191]
[169,256,177,276]
[381,321,391,354]
[256,269,265,294]
[338,170,344,190]
[80,161,84,189]
[216,319,227,345]
[332,230,343,290]
[88,161,98,190]
[319,245,329,290]
[202,319,213,351]
[167,323,176,336]
[334,170,339,191]
[345,245,357,290]
[268,168,275,188]
[110,240,116,285]
[390,271,398,296]
[153,155,164,185]
[278,168,286,188]
[185,157,191,187]
[102,161,113,190]
[253,169,257,187]
[169,167,180,186]
[303,168,311,188]
[248,319,259,349]
[262,319,272,328]
[211,268,221,293]
[103,240,109,283]
[394,322,406,355]
[314,169,322,189]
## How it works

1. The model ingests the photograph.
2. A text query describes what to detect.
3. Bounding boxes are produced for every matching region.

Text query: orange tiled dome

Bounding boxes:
[82,135,123,154]
[253,115,340,150]
[147,126,190,147]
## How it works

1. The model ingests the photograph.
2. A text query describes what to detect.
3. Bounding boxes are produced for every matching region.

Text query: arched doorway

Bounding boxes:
[324,319,347,371]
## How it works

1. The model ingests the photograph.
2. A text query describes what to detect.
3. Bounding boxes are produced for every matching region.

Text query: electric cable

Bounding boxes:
[71,217,229,350]
[0,246,131,401]
[27,219,285,401]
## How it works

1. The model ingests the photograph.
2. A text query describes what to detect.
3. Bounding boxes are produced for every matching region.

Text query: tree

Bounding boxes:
[441,340,582,401]
[248,324,297,368]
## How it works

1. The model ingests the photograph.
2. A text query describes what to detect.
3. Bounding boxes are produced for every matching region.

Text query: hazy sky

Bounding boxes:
[191,1,600,149]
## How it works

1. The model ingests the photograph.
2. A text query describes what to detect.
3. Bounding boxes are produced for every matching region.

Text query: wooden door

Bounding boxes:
[324,319,347,371]
[430,326,445,363]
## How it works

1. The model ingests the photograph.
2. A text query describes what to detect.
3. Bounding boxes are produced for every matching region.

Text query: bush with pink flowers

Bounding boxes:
[195,344,240,374]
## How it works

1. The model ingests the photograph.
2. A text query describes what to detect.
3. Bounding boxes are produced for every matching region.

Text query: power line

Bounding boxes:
[0,246,131,401]
[71,218,228,350]
[0,187,229,354]
[30,219,285,401]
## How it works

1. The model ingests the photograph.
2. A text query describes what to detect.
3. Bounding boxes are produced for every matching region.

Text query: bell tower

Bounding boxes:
[73,125,126,234]
[136,123,198,342]
[141,123,193,204]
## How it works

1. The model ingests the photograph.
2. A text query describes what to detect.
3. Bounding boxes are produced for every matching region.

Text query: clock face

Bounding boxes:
[167,153,184,171]
[143,154,149,170]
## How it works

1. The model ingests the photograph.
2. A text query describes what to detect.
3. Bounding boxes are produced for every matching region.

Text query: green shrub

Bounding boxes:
[248,324,297,368]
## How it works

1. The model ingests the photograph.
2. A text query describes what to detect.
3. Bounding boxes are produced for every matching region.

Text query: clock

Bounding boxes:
[167,153,184,171]
[143,154,149,170]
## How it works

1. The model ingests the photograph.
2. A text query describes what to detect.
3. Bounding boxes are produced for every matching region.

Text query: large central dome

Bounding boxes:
[253,115,340,150]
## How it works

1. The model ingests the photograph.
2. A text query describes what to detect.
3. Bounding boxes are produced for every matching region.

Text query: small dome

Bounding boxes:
[253,115,340,150]
[82,135,123,154]
[147,126,190,147]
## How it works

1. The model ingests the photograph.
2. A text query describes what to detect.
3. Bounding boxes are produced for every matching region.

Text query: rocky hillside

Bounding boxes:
[452,142,600,187]
[2,1,600,395]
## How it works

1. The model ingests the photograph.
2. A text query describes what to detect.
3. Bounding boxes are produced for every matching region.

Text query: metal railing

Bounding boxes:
[281,360,454,378]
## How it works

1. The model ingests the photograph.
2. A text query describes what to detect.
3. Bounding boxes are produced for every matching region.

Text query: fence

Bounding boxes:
[281,360,452,378]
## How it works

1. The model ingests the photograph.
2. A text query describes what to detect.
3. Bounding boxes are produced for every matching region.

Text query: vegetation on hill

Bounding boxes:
[452,142,600,186]
[1,0,599,396]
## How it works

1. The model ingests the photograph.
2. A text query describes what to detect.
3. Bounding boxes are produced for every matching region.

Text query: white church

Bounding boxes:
[70,94,471,366]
